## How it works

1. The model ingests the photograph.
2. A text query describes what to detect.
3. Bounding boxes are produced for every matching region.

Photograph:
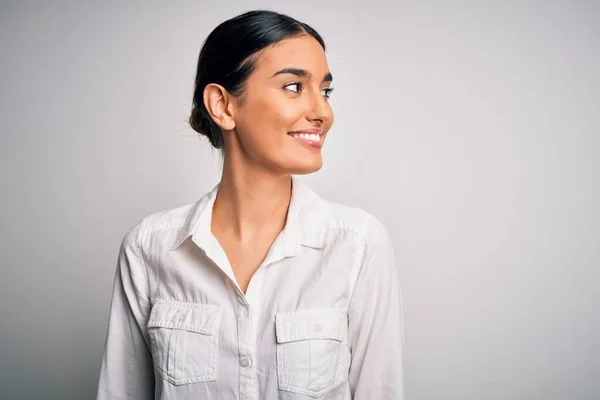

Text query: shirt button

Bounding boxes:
[314,323,322,332]
[240,307,249,318]
[240,357,252,368]
[177,312,186,323]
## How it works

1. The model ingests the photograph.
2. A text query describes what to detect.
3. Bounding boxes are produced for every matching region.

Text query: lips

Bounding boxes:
[288,131,323,149]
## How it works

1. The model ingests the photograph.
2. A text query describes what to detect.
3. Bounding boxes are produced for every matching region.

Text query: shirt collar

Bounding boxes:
[169,176,331,255]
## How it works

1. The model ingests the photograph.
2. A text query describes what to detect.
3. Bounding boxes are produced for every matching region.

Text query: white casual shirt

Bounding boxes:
[97,176,405,400]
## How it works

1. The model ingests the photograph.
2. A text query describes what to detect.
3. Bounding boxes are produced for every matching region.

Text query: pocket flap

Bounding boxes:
[147,299,221,335]
[275,309,347,343]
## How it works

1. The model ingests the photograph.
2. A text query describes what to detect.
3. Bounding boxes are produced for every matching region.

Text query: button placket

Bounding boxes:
[235,290,257,398]
[149,331,158,352]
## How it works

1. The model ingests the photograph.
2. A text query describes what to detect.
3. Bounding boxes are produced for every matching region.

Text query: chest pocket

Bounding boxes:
[147,299,221,386]
[275,309,350,398]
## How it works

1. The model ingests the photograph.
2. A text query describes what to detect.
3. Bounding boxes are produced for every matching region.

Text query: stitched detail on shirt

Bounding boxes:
[325,221,369,298]
[141,221,186,236]
[153,299,221,309]
[135,218,152,305]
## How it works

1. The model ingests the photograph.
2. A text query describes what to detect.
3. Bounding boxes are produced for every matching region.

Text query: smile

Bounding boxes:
[288,132,323,149]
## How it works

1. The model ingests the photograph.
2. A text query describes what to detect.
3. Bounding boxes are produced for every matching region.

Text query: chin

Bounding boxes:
[289,159,323,175]
[264,152,323,175]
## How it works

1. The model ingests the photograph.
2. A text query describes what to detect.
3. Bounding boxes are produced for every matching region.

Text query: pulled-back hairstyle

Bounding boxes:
[189,10,326,149]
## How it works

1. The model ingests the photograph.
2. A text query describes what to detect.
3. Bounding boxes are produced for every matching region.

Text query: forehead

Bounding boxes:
[253,35,329,75]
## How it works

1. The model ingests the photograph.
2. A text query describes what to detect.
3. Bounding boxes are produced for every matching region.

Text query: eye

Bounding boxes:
[321,87,335,99]
[283,82,334,99]
[284,82,302,93]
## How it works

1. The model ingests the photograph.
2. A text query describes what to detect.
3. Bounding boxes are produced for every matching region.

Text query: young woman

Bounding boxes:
[97,10,404,400]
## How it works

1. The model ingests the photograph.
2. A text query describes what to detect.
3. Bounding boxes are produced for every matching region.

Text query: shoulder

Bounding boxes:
[119,199,199,249]
[321,197,397,286]
[141,201,199,234]
[324,199,392,248]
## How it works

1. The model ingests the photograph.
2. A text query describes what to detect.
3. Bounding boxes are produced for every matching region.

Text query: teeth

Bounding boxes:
[291,133,320,142]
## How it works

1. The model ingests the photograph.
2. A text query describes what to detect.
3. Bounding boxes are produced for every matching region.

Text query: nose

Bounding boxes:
[305,90,333,125]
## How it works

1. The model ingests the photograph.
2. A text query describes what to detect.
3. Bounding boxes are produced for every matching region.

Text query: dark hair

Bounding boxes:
[189,10,326,149]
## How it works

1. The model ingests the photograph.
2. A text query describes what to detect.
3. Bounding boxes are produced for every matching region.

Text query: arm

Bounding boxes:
[348,216,405,399]
[97,222,155,400]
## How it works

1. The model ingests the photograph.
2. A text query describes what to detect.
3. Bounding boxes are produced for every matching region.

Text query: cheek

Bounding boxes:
[265,97,303,129]
[243,97,303,140]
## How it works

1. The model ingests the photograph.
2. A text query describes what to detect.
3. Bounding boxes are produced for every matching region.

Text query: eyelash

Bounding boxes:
[284,82,335,99]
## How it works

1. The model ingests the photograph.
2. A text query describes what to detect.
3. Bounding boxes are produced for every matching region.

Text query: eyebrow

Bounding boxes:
[271,67,333,83]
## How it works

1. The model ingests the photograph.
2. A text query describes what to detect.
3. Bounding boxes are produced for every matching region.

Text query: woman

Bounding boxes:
[97,9,404,400]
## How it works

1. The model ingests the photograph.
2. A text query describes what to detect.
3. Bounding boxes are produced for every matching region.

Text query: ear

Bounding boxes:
[203,83,236,131]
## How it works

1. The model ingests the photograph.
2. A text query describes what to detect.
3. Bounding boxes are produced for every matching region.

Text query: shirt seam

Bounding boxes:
[142,221,186,235]
[135,217,152,301]
[327,222,368,240]
[346,213,372,303]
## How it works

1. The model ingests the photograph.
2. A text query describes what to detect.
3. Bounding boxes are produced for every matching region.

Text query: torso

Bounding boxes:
[114,178,390,399]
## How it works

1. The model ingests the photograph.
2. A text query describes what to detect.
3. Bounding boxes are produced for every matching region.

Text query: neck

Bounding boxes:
[212,156,292,244]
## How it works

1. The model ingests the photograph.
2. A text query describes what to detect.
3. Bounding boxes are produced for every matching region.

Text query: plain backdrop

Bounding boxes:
[1,1,598,399]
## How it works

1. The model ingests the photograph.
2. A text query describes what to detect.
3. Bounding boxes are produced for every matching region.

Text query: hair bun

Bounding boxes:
[189,105,223,149]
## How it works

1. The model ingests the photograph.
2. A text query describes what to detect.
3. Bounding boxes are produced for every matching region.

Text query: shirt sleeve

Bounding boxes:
[348,216,405,399]
[97,222,155,400]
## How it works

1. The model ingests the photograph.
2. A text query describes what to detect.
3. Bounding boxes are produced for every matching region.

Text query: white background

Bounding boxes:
[1,1,598,399]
